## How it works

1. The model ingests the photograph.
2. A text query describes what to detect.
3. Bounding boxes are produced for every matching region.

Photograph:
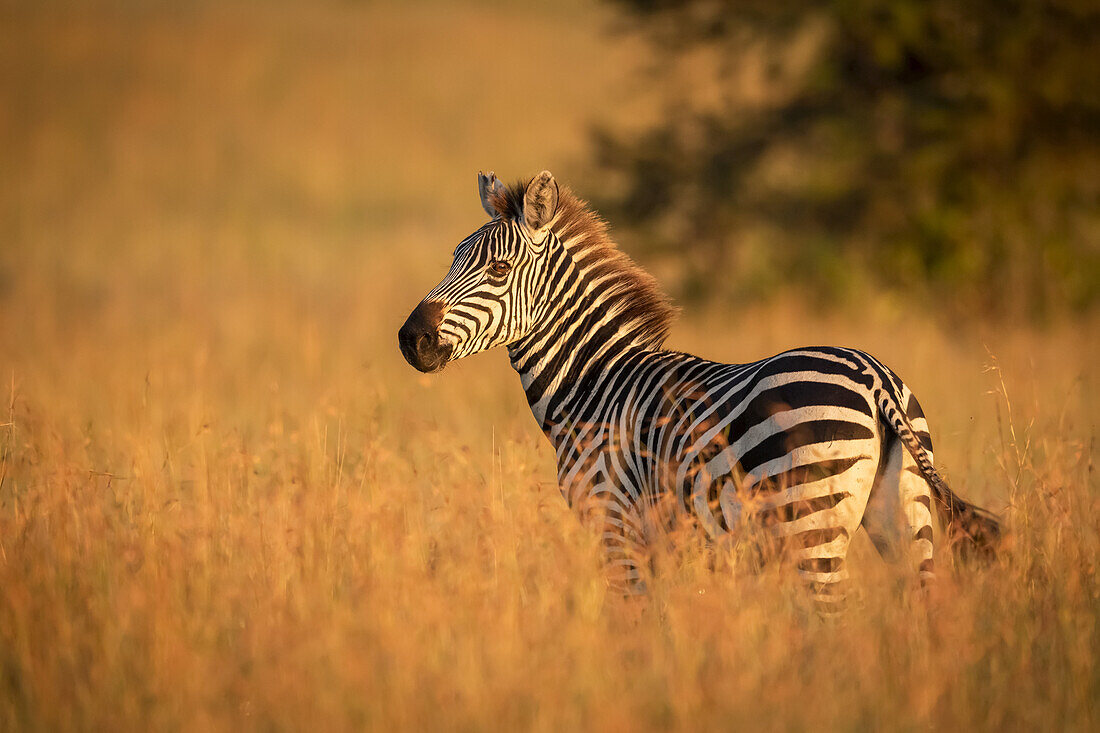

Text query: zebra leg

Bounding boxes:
[900,446,937,585]
[579,485,649,596]
[861,438,936,586]
[793,512,856,615]
[767,457,878,614]
[600,510,649,596]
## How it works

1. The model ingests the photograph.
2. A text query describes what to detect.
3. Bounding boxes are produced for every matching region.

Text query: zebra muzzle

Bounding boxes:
[398,301,452,373]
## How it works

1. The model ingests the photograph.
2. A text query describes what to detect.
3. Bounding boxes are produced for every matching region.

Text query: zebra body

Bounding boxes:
[518,342,938,601]
[399,170,1000,605]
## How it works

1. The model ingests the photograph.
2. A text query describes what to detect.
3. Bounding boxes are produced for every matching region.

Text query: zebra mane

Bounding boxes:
[489,179,677,349]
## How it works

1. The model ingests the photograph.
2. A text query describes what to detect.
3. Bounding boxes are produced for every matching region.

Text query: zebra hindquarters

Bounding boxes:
[861,437,937,586]
[740,450,880,614]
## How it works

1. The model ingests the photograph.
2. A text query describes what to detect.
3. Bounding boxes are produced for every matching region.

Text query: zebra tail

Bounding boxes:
[875,388,1002,563]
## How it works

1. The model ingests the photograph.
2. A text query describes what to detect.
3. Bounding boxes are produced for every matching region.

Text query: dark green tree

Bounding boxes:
[591,0,1100,318]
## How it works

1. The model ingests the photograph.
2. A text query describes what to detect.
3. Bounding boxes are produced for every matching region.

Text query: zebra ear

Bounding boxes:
[523,170,558,231]
[478,170,505,218]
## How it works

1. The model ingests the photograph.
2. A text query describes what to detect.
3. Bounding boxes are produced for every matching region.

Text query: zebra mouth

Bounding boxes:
[397,329,453,373]
[409,345,452,374]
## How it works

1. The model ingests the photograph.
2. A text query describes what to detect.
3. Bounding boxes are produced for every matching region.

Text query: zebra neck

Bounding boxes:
[507,296,658,435]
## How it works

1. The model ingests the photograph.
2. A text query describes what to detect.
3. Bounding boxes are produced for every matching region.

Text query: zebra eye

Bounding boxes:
[488,260,512,277]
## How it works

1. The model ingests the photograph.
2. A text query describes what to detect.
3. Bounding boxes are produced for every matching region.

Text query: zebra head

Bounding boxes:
[398,170,559,373]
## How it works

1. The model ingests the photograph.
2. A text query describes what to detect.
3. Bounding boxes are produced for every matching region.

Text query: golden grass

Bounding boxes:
[0,2,1097,730]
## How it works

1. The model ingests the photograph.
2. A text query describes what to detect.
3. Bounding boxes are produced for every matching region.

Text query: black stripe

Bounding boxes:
[737,420,875,477]
[749,455,868,494]
[447,319,472,341]
[706,478,729,532]
[794,526,849,548]
[798,557,843,573]
[798,346,864,369]
[758,491,853,525]
[912,430,933,451]
[718,380,874,458]
[726,354,874,404]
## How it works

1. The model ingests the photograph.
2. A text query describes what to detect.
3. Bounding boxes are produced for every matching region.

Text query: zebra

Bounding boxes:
[398,170,1001,608]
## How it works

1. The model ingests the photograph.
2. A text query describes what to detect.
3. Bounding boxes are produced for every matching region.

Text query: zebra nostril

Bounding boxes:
[416,331,433,353]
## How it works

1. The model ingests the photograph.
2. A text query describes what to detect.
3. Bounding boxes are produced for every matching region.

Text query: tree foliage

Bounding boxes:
[592,0,1100,318]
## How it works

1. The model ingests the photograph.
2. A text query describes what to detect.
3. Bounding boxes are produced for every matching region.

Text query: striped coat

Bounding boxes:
[399,170,1001,607]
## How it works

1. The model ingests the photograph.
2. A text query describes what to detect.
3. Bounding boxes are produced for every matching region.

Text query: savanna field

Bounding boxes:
[1,2,1097,730]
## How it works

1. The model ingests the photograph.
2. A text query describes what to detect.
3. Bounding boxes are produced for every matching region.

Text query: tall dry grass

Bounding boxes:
[0,1,1096,730]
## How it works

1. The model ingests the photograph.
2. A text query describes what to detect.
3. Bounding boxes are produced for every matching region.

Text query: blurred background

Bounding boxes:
[4,0,1097,335]
[593,0,1100,319]
[0,1,1097,729]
